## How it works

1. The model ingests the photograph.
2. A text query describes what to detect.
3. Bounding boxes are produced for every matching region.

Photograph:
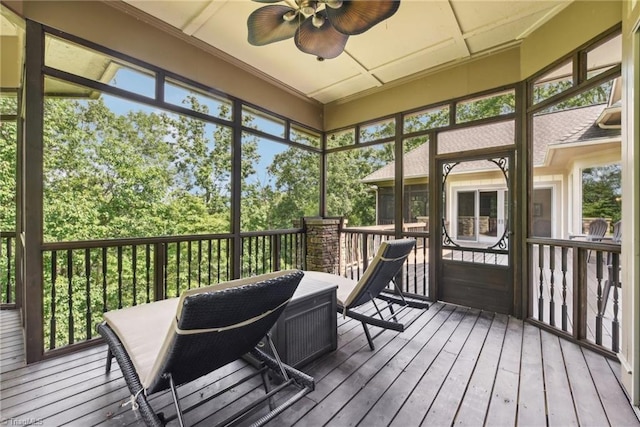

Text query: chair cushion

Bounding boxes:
[104,298,179,388]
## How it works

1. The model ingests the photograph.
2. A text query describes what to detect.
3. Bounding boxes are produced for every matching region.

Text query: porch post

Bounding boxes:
[23,20,45,363]
[620,2,640,406]
[304,217,343,275]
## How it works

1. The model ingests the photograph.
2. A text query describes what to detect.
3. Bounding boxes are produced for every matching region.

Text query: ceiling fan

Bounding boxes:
[247,0,400,60]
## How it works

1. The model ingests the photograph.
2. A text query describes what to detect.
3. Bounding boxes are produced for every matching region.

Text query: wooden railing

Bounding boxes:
[0,231,16,306]
[340,228,430,299]
[40,229,305,352]
[528,238,622,355]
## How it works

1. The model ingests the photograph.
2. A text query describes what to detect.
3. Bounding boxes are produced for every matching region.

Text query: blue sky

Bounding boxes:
[103,68,291,187]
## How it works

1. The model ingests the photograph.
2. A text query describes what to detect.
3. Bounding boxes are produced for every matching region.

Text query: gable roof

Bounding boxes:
[363,104,620,183]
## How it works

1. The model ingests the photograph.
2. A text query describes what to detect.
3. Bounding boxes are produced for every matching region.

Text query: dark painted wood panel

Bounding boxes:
[440,261,512,314]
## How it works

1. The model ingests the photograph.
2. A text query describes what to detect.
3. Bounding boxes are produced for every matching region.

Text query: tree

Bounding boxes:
[582,164,621,223]
[267,147,320,229]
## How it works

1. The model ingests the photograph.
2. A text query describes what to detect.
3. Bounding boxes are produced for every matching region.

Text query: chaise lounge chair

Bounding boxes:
[97,270,314,427]
[304,239,429,350]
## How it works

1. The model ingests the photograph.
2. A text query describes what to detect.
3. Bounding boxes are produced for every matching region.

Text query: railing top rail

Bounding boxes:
[342,228,395,237]
[40,228,306,251]
[41,233,234,251]
[0,231,17,238]
[241,228,304,237]
[527,237,622,252]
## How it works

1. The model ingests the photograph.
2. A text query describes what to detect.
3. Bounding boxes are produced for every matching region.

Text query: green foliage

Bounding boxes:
[267,147,320,228]
[456,92,516,123]
[582,164,621,223]
[537,80,613,112]
[0,120,16,231]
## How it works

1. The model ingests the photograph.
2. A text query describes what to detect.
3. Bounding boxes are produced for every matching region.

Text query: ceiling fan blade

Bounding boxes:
[326,0,400,35]
[247,5,300,46]
[295,13,348,59]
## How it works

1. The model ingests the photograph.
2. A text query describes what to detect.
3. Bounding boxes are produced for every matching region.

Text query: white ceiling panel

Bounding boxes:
[117,0,575,104]
[310,73,383,104]
[451,0,569,34]
[464,9,551,53]
[345,1,458,69]
[124,0,211,30]
[373,38,463,83]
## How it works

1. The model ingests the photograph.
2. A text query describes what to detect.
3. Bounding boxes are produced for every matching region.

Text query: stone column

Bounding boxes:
[304,217,344,274]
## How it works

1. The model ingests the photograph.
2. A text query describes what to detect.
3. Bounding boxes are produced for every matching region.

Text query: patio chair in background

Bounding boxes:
[98,270,314,427]
[570,218,609,262]
[304,239,429,350]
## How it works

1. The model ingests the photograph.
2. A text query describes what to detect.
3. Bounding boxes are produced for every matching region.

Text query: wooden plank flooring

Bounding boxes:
[1,306,639,426]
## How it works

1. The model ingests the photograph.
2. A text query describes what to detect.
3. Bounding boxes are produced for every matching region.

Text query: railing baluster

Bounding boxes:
[146,244,151,303]
[50,251,57,350]
[5,236,12,303]
[257,235,261,272]
[413,244,418,294]
[197,240,202,288]
[117,246,123,309]
[595,251,604,345]
[67,249,74,345]
[102,247,107,312]
[247,237,252,276]
[549,245,555,327]
[207,239,212,286]
[423,238,427,297]
[164,243,169,298]
[176,242,181,297]
[611,253,620,352]
[274,234,281,271]
[85,248,91,340]
[561,247,568,332]
[288,233,293,269]
[538,243,545,321]
[132,245,137,306]
[187,240,192,290]
[216,239,221,283]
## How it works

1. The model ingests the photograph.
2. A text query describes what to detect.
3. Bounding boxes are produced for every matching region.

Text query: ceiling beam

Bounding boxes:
[443,0,471,58]
[516,2,573,40]
[181,0,228,36]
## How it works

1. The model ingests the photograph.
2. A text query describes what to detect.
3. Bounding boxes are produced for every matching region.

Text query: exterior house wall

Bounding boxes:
[532,174,564,238]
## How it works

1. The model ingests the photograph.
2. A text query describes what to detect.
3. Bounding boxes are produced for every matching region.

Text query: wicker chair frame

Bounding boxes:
[98,270,314,427]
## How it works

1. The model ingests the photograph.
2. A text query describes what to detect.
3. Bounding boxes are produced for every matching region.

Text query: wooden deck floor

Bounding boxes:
[1,306,639,426]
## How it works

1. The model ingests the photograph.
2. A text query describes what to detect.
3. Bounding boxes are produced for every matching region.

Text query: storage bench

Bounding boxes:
[259,273,337,368]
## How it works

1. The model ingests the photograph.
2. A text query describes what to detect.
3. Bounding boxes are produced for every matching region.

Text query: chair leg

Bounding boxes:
[362,322,375,351]
[261,370,276,411]
[105,347,113,373]
[166,373,185,427]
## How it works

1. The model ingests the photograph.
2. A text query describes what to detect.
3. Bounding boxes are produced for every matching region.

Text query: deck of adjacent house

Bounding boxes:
[1,304,638,426]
